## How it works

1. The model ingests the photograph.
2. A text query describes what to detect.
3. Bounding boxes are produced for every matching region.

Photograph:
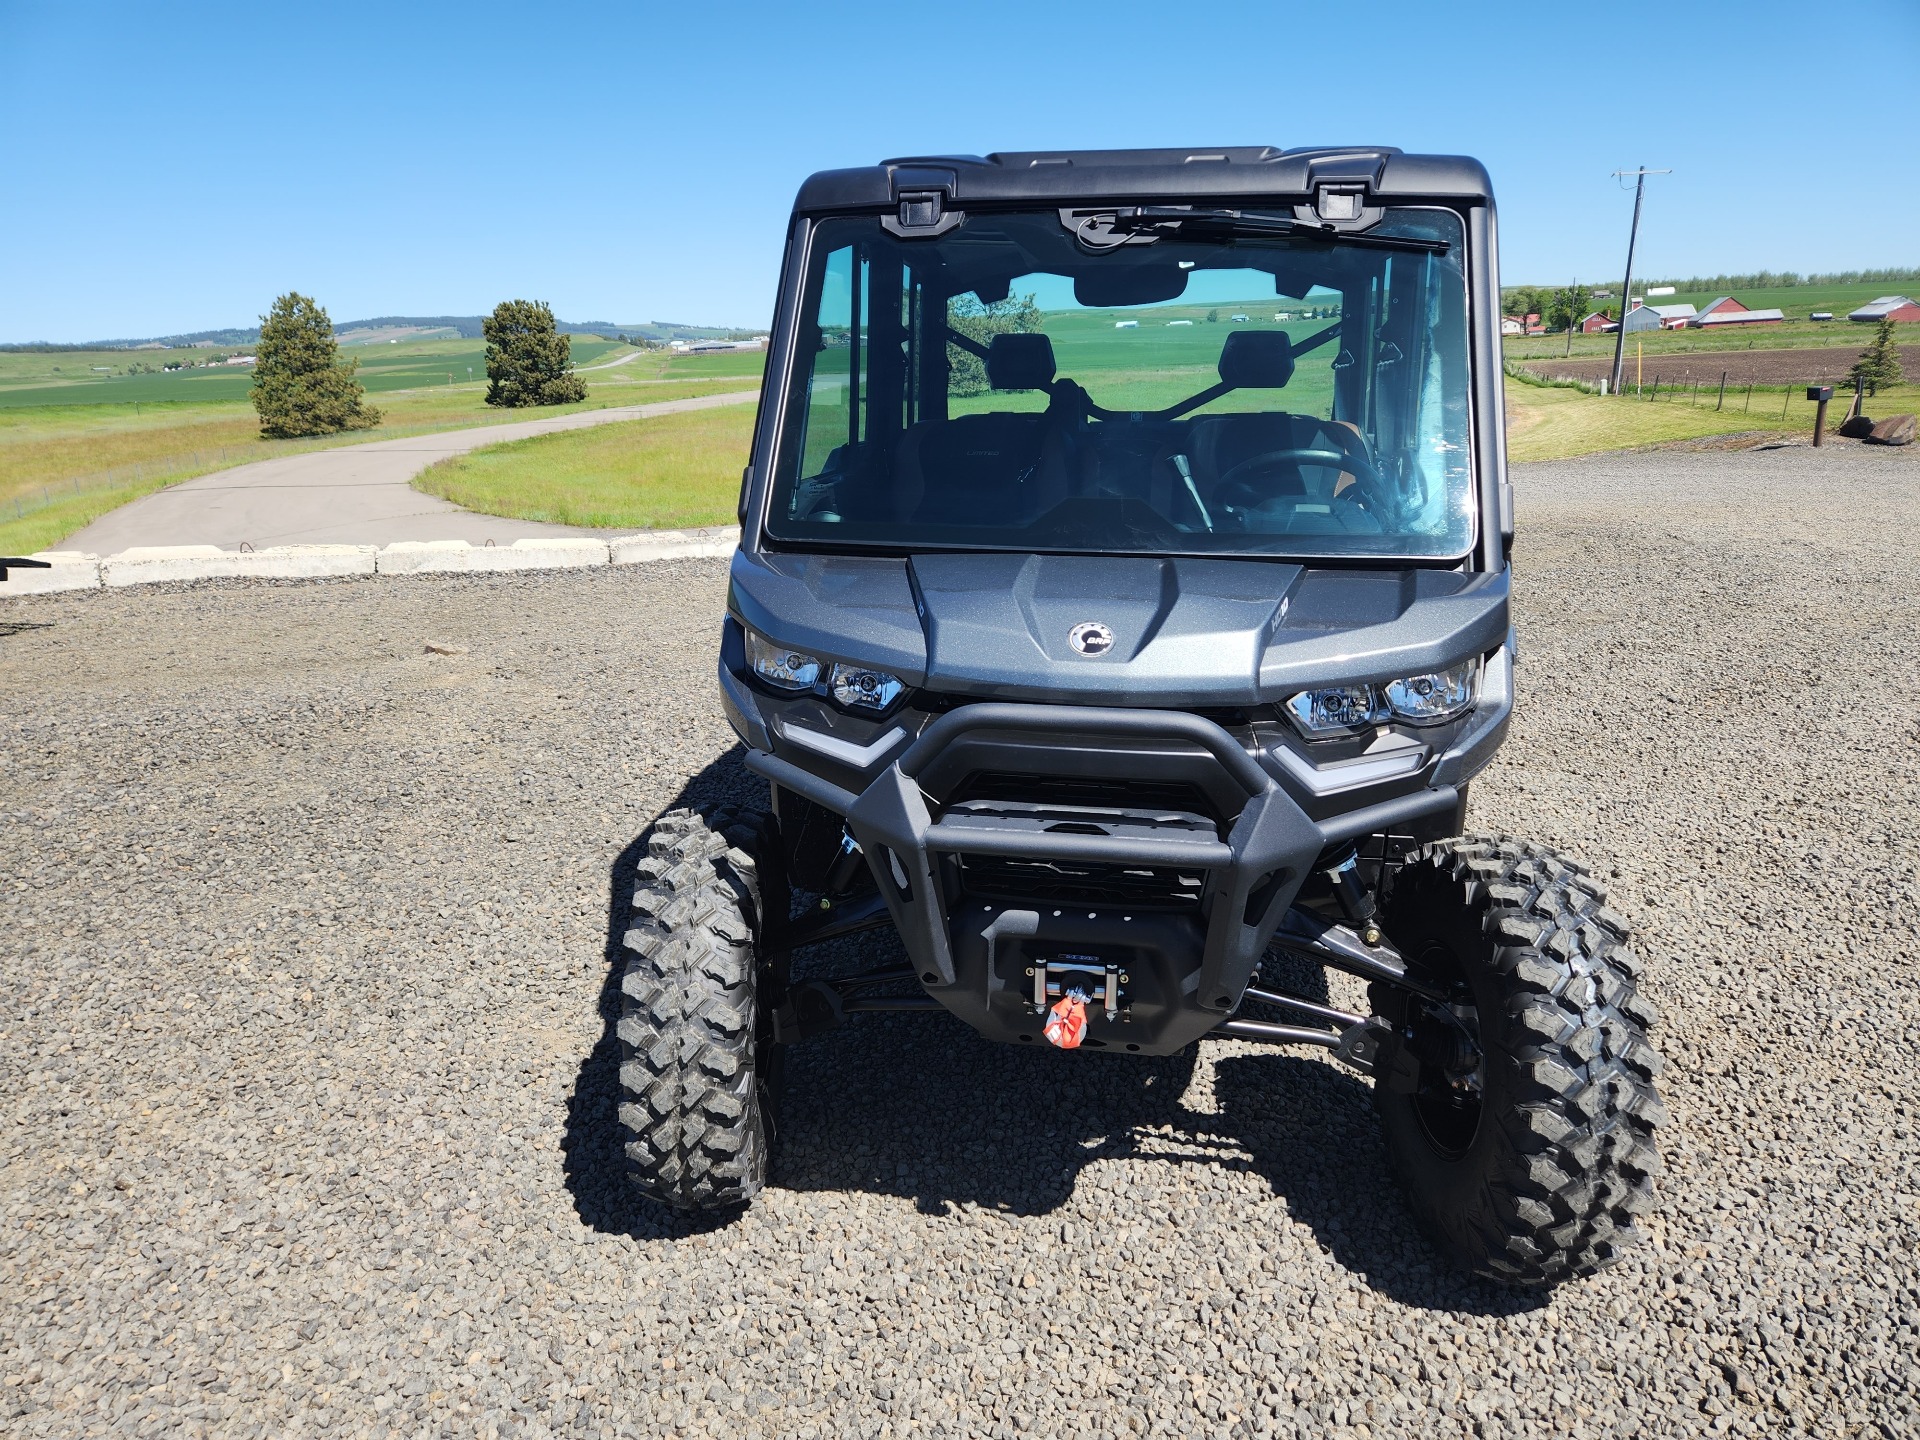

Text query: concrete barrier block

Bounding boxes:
[610,530,739,565]
[100,545,232,586]
[3,551,102,595]
[233,545,377,579]
[378,540,474,574]
[100,544,375,587]
[466,538,610,572]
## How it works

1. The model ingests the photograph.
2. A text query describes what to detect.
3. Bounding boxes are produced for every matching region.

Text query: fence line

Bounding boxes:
[1505,359,1864,410]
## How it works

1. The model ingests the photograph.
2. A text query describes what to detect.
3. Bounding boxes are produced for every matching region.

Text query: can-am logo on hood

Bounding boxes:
[1067,621,1115,657]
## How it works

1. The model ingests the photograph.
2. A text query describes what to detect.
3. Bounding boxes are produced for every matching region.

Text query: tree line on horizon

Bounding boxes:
[248,293,589,438]
[1632,265,1920,292]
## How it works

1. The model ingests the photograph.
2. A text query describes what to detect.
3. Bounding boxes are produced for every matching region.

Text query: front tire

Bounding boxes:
[1372,836,1666,1285]
[617,805,783,1212]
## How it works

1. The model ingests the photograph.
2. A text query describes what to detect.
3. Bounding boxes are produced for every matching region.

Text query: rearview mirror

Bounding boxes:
[1073,266,1188,308]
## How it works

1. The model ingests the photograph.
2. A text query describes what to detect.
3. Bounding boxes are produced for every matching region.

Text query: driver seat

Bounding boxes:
[1177,331,1367,508]
[892,333,1078,524]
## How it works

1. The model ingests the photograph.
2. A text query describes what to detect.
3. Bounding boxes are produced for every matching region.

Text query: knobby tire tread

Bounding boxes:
[1377,834,1667,1285]
[616,805,774,1212]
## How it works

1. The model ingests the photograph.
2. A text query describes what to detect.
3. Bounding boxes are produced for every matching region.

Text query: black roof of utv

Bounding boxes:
[792,146,1494,213]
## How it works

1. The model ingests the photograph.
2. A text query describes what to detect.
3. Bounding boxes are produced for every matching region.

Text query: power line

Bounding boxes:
[1608,167,1672,396]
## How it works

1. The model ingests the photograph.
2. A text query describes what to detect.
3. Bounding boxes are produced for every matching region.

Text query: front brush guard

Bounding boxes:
[748,703,1460,1043]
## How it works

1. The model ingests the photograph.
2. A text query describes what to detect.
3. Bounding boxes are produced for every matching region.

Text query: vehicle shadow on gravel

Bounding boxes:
[562,749,1543,1313]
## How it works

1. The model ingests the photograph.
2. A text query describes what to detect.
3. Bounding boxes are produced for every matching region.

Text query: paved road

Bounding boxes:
[65,389,759,552]
[577,349,650,371]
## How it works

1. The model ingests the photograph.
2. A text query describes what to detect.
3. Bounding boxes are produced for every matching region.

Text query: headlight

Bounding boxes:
[1285,660,1477,737]
[830,662,905,713]
[1284,685,1386,737]
[744,629,906,713]
[1383,661,1477,725]
[746,630,821,690]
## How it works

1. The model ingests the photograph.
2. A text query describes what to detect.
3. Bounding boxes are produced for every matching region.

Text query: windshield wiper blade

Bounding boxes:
[1099,206,1450,254]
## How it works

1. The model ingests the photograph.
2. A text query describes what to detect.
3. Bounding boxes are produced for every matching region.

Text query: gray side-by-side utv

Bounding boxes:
[617,147,1664,1285]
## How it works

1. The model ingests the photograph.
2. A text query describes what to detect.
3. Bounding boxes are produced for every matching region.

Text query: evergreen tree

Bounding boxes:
[1849,318,1905,397]
[250,293,380,438]
[483,300,587,407]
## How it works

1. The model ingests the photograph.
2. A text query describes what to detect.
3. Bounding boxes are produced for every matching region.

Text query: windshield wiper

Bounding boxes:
[1084,206,1450,254]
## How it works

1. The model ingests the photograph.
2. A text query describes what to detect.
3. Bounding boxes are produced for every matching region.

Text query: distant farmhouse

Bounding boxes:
[1848,295,1920,323]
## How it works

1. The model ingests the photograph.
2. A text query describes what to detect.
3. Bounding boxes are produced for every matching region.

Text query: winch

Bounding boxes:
[1029,955,1127,1048]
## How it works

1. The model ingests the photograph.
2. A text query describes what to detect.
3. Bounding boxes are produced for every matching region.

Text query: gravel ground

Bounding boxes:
[4,441,1919,1440]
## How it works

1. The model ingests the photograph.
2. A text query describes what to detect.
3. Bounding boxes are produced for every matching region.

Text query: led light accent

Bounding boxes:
[746,630,821,690]
[829,662,905,713]
[1383,661,1478,725]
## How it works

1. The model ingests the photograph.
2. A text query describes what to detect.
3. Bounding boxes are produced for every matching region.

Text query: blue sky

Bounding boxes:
[2,0,1915,342]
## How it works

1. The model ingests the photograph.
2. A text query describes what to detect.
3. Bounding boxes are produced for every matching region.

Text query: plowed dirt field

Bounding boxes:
[1521,343,1919,388]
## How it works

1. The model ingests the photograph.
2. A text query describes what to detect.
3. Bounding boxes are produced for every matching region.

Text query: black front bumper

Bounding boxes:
[744,703,1457,1055]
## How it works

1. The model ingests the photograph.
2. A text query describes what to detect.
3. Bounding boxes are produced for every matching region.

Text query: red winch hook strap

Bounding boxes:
[1044,990,1089,1050]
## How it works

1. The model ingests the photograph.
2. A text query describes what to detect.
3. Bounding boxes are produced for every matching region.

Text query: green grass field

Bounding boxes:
[0,334,646,409]
[0,343,764,554]
[800,303,1338,473]
[1502,372,1920,462]
[414,402,758,530]
[998,301,1338,415]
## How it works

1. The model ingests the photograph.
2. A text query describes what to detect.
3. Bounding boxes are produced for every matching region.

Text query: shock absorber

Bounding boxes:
[823,828,865,897]
[1323,846,1383,945]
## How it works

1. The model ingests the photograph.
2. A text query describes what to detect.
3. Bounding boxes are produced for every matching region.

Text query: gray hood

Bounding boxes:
[728,549,1508,707]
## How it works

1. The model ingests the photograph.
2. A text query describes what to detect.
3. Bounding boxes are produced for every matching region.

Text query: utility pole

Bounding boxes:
[1608,167,1671,398]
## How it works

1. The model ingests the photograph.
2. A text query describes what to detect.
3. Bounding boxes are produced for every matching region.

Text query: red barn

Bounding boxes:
[1692,296,1748,324]
[1849,296,1920,323]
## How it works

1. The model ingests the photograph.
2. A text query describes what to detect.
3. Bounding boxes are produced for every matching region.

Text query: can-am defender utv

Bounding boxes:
[619,147,1664,1284]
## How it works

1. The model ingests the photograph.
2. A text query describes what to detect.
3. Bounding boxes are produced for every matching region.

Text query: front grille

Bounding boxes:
[955,770,1219,820]
[956,853,1205,909]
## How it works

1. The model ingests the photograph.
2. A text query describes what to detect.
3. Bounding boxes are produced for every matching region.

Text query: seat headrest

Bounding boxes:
[1217,330,1295,389]
[987,333,1056,390]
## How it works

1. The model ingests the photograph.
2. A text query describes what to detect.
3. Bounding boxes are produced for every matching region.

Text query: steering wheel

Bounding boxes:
[1214,445,1383,496]
[1212,444,1391,525]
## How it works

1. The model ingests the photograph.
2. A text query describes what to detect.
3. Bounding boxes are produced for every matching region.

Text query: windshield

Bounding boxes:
[766,206,1474,559]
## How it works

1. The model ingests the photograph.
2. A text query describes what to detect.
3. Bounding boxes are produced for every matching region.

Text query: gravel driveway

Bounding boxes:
[4,442,1918,1439]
